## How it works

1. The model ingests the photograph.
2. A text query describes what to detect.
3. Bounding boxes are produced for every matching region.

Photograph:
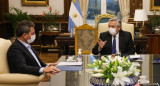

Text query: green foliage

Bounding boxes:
[6,6,31,37]
[151,14,160,27]
[88,56,137,81]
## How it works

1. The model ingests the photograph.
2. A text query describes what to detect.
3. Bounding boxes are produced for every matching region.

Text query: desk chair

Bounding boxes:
[75,24,98,55]
[98,22,134,40]
[0,38,43,86]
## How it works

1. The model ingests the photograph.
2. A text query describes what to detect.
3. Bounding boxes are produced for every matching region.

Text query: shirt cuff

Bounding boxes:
[39,67,45,73]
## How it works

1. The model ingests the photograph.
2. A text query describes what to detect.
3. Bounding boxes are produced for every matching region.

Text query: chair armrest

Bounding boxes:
[0,73,44,84]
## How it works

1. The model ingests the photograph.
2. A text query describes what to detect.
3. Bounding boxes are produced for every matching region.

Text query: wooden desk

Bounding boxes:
[55,34,75,57]
[39,31,61,55]
[145,34,160,54]
[39,31,75,57]
[134,36,148,54]
[39,31,61,36]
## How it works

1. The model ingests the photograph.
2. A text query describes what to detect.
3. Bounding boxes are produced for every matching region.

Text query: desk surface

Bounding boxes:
[38,55,160,86]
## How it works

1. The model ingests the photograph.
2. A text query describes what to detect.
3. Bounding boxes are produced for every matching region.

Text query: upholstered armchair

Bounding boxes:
[95,13,114,37]
[75,24,98,55]
[95,13,134,40]
[98,22,134,40]
[0,38,44,86]
[95,13,115,28]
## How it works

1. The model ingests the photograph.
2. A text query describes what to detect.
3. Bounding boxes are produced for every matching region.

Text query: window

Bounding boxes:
[87,0,121,25]
[106,0,121,18]
[87,0,101,24]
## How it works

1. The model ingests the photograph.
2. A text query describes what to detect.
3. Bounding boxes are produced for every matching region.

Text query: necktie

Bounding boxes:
[112,36,116,54]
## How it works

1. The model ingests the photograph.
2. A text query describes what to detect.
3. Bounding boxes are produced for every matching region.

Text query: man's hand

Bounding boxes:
[43,66,61,74]
[98,38,107,51]
[48,63,58,66]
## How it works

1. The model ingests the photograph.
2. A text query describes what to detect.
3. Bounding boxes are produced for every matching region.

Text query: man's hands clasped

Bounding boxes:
[43,63,61,76]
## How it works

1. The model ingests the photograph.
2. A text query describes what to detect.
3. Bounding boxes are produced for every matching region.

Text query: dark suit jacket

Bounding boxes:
[7,39,46,76]
[92,30,135,55]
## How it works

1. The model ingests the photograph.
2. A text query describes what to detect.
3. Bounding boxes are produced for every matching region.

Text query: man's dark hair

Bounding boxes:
[16,20,35,37]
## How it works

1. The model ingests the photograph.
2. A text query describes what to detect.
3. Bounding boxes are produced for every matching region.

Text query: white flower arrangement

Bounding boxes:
[88,56,141,85]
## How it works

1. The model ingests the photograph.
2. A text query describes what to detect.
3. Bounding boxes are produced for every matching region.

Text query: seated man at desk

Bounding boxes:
[7,20,60,76]
[92,17,135,55]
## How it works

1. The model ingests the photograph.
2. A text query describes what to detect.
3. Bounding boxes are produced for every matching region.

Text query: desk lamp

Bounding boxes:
[134,9,148,37]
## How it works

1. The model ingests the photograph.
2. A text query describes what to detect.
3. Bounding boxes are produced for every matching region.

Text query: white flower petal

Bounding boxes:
[112,73,118,77]
[101,56,107,61]
[117,67,123,75]
[119,79,125,86]
[113,78,120,85]
[121,77,131,83]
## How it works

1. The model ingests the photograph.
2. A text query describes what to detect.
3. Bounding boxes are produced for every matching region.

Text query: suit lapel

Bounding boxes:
[119,31,123,51]
[15,39,40,66]
[104,32,112,52]
[31,46,44,66]
[108,34,112,48]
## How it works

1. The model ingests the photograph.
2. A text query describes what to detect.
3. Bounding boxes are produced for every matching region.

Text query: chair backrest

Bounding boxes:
[98,22,134,40]
[95,13,115,30]
[75,24,98,55]
[0,38,12,74]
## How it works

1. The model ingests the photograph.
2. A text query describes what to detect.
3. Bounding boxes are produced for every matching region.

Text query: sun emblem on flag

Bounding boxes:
[73,13,77,18]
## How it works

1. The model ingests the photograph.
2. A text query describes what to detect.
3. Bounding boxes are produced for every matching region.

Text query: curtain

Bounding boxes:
[79,0,89,24]
[119,0,130,23]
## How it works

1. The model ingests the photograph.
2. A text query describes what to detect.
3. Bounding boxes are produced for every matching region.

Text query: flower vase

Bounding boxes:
[45,25,51,31]
[153,26,160,34]
[90,76,138,86]
[90,77,113,86]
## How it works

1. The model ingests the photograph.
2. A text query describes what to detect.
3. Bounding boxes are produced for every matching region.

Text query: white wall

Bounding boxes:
[9,0,64,15]
[143,0,160,15]
[141,55,150,80]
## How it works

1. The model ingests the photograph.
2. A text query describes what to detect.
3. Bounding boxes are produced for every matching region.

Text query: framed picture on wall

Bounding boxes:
[150,0,160,11]
[22,0,49,6]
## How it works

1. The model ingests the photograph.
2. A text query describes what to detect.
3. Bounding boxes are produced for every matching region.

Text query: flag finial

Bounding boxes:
[73,0,77,3]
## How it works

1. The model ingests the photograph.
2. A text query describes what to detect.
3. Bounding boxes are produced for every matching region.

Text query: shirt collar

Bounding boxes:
[112,32,119,38]
[17,38,31,48]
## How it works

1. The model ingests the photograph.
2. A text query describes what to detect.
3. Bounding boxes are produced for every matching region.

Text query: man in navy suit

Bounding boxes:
[7,20,60,76]
[92,17,135,55]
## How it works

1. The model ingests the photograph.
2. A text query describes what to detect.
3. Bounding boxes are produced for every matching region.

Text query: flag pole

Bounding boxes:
[70,28,73,37]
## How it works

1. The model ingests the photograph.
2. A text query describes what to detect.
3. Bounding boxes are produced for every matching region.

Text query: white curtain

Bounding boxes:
[79,0,89,24]
[119,0,130,23]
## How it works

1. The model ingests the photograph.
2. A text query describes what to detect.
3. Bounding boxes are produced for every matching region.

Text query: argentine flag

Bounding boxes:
[68,0,83,33]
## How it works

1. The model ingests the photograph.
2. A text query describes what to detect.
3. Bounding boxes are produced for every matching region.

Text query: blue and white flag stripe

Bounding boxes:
[73,0,82,16]
[68,0,83,33]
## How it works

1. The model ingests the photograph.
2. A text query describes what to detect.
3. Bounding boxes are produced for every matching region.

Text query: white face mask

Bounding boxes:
[109,28,116,35]
[27,35,36,43]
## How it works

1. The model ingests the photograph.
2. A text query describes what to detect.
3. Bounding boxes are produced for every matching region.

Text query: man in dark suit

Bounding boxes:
[92,18,135,55]
[7,20,60,76]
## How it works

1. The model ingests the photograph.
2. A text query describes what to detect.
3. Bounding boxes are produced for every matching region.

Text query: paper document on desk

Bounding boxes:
[58,62,82,66]
[129,55,141,59]
[129,55,142,61]
[57,62,83,71]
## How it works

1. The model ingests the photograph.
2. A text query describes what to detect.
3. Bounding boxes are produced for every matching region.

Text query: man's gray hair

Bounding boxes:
[109,17,121,28]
